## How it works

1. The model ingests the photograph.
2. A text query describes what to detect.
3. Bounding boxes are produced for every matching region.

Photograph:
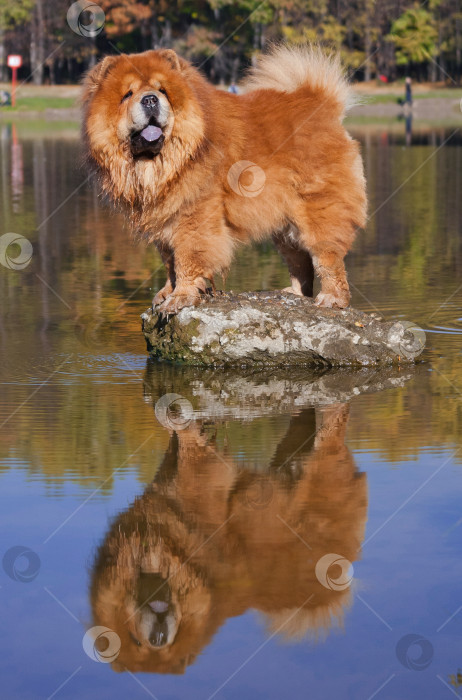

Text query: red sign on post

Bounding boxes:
[7,55,22,69]
[7,55,22,108]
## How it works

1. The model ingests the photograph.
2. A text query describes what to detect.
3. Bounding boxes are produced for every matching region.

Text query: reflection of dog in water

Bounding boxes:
[90,404,367,674]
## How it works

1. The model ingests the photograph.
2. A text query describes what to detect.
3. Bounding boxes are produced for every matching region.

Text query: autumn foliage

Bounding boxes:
[0,0,461,85]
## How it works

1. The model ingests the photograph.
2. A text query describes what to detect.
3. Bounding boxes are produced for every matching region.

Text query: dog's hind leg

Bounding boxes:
[311,243,352,309]
[272,228,314,298]
[292,147,366,308]
[292,204,359,309]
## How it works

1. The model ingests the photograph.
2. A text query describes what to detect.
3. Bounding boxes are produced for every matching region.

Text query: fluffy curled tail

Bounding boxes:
[244,44,358,118]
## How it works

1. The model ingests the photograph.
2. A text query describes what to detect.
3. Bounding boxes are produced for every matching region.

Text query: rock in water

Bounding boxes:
[141,291,425,368]
[143,363,417,418]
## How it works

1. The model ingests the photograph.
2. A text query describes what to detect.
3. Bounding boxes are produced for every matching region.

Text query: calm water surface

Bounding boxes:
[0,120,461,700]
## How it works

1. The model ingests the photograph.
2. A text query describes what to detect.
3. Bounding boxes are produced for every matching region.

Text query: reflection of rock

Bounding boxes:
[90,403,367,674]
[143,361,415,421]
[141,291,423,367]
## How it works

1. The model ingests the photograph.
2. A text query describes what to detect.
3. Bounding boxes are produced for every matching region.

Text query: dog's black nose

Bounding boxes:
[141,94,158,108]
[149,618,168,647]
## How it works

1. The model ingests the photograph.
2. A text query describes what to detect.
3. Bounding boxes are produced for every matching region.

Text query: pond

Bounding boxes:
[0,119,461,700]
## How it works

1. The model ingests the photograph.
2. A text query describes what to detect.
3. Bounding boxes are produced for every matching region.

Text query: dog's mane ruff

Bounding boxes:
[243,44,361,117]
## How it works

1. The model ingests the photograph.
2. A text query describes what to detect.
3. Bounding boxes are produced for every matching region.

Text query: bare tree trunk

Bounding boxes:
[89,38,97,68]
[456,15,461,83]
[160,18,172,47]
[364,0,377,81]
[364,24,372,81]
[140,19,149,51]
[260,23,267,50]
[30,0,45,85]
[439,56,446,82]
[437,17,444,82]
[253,23,260,51]
[49,58,56,84]
[151,17,159,49]
[231,56,239,83]
[212,54,226,85]
[0,29,6,83]
[347,24,353,52]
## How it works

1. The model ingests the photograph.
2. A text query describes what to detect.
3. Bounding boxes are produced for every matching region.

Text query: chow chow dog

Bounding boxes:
[90,404,367,674]
[82,45,366,313]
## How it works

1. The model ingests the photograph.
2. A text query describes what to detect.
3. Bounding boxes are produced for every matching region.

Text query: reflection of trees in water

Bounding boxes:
[0,374,169,489]
[0,361,413,488]
[0,133,462,475]
[90,403,367,674]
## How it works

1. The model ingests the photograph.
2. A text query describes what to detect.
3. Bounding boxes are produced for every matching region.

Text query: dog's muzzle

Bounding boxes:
[141,94,159,115]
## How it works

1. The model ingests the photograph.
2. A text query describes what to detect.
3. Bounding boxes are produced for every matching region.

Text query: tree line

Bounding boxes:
[0,0,461,85]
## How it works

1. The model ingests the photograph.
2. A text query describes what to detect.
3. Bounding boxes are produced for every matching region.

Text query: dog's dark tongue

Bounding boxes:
[141,125,162,142]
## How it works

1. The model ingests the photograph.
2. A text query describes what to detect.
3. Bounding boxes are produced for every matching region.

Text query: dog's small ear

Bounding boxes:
[157,49,182,71]
[81,55,119,102]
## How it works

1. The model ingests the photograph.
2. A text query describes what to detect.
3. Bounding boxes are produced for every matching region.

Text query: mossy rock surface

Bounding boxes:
[141,291,424,368]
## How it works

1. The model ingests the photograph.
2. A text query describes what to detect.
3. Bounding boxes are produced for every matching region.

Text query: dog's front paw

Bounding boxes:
[314,291,350,309]
[153,282,174,308]
[158,287,201,315]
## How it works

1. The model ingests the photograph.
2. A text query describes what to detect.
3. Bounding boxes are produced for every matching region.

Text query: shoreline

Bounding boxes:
[0,82,460,125]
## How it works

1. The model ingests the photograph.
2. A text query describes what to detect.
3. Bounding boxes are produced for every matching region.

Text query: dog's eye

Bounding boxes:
[129,632,141,647]
[159,87,168,98]
[121,90,133,103]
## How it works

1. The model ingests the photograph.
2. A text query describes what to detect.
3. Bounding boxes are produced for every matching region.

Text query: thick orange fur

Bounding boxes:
[82,45,367,312]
